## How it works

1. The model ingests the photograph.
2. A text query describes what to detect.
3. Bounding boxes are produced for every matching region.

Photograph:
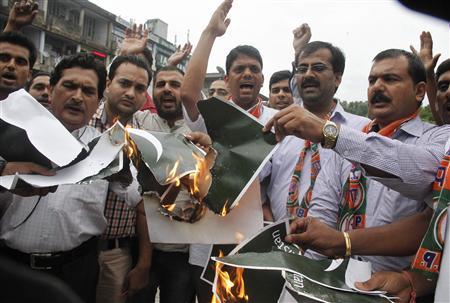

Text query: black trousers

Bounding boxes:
[130,249,195,303]
[0,242,99,303]
[190,264,214,303]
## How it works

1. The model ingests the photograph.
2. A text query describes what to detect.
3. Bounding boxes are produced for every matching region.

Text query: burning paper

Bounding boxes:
[126,128,215,222]
[197,97,278,215]
[143,179,263,243]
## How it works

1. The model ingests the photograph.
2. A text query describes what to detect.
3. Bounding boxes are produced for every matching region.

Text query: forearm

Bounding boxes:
[426,71,443,126]
[135,201,152,268]
[180,30,217,121]
[3,22,20,33]
[349,208,433,256]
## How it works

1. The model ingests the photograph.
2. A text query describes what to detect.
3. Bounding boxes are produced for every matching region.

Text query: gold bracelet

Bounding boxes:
[343,231,352,258]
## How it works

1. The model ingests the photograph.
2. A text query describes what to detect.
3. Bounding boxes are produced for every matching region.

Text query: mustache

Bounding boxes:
[64,100,84,111]
[301,78,320,87]
[371,91,391,103]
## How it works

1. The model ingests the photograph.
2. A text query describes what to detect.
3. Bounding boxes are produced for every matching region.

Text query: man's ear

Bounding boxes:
[105,79,112,95]
[334,73,342,89]
[224,75,229,85]
[414,81,427,104]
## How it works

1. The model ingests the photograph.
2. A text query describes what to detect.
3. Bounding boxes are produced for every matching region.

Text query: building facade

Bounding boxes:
[0,0,187,73]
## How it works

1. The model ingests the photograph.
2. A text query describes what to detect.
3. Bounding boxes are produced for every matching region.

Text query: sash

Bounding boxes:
[338,111,420,231]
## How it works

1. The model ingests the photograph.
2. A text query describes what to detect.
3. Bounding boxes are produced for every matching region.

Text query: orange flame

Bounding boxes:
[211,251,248,303]
[123,125,140,165]
[162,204,176,212]
[189,152,211,200]
[220,200,229,217]
[165,160,181,187]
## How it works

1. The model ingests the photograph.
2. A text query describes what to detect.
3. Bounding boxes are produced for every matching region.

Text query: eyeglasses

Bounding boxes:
[292,62,331,74]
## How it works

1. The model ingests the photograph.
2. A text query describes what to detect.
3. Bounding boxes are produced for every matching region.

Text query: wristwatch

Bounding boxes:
[0,159,6,176]
[322,121,339,149]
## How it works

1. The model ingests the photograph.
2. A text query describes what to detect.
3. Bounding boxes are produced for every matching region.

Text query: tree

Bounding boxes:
[420,104,436,124]
[340,100,368,117]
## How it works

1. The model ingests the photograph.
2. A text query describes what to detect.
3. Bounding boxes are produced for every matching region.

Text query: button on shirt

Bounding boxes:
[89,100,142,239]
[307,118,450,272]
[260,102,369,221]
[0,126,108,253]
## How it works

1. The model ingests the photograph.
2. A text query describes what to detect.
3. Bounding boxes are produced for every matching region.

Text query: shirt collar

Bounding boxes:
[330,99,348,124]
[398,115,425,138]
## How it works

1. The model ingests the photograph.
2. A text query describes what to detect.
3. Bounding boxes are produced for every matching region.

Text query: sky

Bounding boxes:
[90,0,449,102]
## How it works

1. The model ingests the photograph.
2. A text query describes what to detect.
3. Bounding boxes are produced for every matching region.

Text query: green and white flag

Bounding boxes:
[197,97,278,214]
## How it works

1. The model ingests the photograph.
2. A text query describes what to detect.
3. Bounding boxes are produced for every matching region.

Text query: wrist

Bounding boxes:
[332,231,347,258]
[401,271,416,303]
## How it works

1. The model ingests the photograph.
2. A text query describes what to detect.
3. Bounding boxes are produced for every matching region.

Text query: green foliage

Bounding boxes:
[340,100,368,117]
[420,104,436,124]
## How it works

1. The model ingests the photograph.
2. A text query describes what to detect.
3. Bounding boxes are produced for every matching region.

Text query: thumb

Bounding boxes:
[224,18,231,28]
[354,275,384,291]
[409,45,418,56]
[431,53,441,68]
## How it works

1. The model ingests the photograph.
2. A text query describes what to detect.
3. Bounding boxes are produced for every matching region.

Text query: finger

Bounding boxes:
[288,217,309,233]
[263,117,276,132]
[125,27,131,37]
[224,18,231,28]
[431,53,441,68]
[142,28,149,39]
[29,163,55,176]
[409,45,418,55]
[274,120,286,142]
[185,132,210,146]
[354,273,385,291]
[284,233,309,246]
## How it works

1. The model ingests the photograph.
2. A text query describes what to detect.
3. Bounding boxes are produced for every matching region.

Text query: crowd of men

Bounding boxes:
[0,0,449,302]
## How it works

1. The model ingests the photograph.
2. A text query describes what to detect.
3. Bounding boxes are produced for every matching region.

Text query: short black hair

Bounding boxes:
[436,58,450,81]
[26,71,50,91]
[269,70,292,90]
[373,49,426,85]
[153,65,184,84]
[50,53,107,98]
[296,41,346,76]
[0,31,37,68]
[226,45,263,74]
[109,55,152,85]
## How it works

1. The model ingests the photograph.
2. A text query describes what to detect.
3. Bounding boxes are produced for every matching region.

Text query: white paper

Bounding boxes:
[0,125,124,189]
[0,89,83,166]
[345,258,385,295]
[144,179,263,244]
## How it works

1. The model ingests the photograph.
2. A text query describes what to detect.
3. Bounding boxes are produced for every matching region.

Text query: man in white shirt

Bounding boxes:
[0,53,141,303]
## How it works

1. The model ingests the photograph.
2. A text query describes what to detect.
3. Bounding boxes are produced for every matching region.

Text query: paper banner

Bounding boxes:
[0,123,125,189]
[283,273,394,303]
[0,89,84,166]
[198,97,278,214]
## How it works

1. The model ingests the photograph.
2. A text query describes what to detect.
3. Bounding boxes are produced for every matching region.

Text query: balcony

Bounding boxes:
[47,14,81,41]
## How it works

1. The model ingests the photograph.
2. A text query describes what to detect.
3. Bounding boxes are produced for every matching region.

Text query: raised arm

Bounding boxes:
[180,0,232,121]
[410,31,442,125]
[118,24,149,56]
[3,0,39,32]
[292,23,312,60]
[167,42,192,67]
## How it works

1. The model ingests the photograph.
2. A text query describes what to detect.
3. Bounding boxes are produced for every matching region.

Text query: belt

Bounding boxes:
[0,237,98,270]
[98,237,133,251]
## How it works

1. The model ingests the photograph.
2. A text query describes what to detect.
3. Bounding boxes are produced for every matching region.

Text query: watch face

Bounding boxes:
[324,124,338,137]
